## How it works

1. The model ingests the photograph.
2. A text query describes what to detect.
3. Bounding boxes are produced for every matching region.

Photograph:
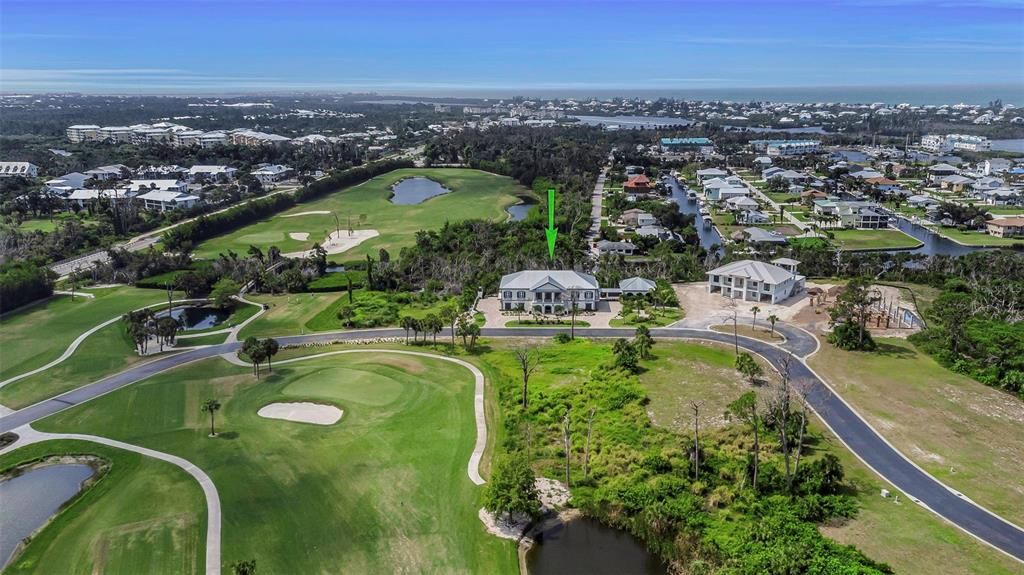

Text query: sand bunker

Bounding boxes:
[280,211,330,218]
[289,232,310,241]
[257,402,343,425]
[283,229,380,258]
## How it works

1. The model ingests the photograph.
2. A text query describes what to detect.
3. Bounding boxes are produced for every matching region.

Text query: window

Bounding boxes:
[517,291,526,299]
[585,291,593,299]
[503,291,511,299]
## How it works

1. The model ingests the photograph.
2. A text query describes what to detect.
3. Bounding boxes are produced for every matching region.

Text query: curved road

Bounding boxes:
[1,326,1022,562]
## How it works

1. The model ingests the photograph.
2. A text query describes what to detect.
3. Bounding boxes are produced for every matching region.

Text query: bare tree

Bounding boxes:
[514,345,542,410]
[691,401,704,481]
[584,406,597,478]
[562,407,572,487]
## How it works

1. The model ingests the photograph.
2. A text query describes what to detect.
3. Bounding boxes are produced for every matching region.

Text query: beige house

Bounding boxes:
[986,217,1024,238]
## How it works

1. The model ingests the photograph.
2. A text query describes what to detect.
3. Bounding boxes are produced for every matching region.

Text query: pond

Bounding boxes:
[389,177,451,205]
[526,517,668,575]
[506,195,538,221]
[1,463,95,567]
[156,305,231,331]
[885,217,988,258]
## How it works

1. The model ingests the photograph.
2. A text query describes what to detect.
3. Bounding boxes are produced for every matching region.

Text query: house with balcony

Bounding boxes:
[707,259,805,304]
[499,270,600,315]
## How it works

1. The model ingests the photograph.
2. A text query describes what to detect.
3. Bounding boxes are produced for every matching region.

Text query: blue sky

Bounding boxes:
[2,0,1023,94]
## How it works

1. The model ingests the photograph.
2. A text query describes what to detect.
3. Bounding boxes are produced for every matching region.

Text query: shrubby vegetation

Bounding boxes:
[488,340,890,574]
[0,260,54,313]
[910,268,1024,398]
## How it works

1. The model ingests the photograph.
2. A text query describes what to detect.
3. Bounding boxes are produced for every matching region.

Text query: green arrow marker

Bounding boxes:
[545,187,557,260]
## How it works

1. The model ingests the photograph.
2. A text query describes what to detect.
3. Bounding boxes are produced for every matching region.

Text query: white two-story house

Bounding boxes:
[499,270,600,315]
[707,259,805,304]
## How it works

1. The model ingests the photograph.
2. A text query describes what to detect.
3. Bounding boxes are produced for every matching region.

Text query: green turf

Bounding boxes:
[35,353,518,574]
[0,286,180,383]
[194,168,532,259]
[934,226,1024,247]
[0,440,206,575]
[827,228,923,251]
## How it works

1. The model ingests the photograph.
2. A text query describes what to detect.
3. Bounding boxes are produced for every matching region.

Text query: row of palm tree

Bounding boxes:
[240,336,280,378]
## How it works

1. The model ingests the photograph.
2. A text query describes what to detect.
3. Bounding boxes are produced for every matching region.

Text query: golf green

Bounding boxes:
[32,352,517,574]
[193,168,532,260]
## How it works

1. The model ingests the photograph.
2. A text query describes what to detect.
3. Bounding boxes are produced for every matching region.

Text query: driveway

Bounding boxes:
[476,296,621,328]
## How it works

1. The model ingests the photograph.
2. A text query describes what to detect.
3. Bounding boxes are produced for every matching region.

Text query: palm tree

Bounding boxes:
[750,305,760,329]
[440,304,459,349]
[767,314,779,336]
[400,315,415,344]
[202,399,222,437]
[262,338,280,372]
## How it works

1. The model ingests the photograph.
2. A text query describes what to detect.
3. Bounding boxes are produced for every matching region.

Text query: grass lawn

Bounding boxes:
[236,293,338,339]
[986,206,1024,216]
[822,442,1024,575]
[608,307,682,327]
[934,226,1024,247]
[194,168,531,259]
[35,353,518,574]
[827,228,923,251]
[0,440,206,575]
[764,191,801,204]
[17,215,98,233]
[0,286,180,383]
[809,338,1024,527]
[708,323,785,343]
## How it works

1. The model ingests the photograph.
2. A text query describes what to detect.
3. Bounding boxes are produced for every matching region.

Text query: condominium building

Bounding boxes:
[66,125,101,143]
[765,140,822,157]
[0,162,39,178]
[921,134,991,153]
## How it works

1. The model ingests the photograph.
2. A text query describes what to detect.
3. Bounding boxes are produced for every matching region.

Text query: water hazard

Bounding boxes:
[0,463,95,567]
[526,517,668,575]
[389,177,451,205]
[156,306,230,331]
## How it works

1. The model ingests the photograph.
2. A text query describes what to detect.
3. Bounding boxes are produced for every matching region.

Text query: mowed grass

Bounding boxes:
[809,338,1024,527]
[0,322,143,409]
[828,228,923,251]
[194,168,531,259]
[0,440,206,575]
[236,293,338,339]
[935,226,1024,247]
[37,353,518,574]
[0,286,178,383]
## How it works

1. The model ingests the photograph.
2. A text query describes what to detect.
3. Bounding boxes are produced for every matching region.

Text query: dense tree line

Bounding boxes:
[0,260,55,313]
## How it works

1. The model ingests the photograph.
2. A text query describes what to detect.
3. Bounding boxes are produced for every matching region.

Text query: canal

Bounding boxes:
[667,176,723,251]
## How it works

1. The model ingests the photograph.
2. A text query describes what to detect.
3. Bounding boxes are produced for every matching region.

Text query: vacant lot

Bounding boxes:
[809,338,1024,527]
[194,168,531,259]
[828,228,923,251]
[36,352,517,574]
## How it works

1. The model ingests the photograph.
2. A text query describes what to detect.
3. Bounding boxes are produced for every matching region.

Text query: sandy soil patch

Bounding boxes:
[280,211,330,218]
[479,478,571,541]
[257,402,343,425]
[288,232,310,241]
[283,229,380,258]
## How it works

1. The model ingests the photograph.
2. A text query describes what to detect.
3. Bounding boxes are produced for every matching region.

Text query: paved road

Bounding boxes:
[2,326,1022,561]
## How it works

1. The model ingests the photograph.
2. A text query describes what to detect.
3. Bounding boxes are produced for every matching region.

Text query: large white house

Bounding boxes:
[189,165,237,182]
[251,164,293,185]
[499,270,600,314]
[0,162,39,178]
[137,190,201,212]
[707,259,805,304]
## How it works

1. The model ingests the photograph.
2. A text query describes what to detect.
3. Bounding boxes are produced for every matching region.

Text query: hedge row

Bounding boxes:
[0,261,54,314]
[163,159,413,251]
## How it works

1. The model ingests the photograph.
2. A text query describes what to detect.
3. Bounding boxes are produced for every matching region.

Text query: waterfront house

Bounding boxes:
[985,217,1024,238]
[499,270,600,314]
[707,259,805,303]
[940,174,975,193]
